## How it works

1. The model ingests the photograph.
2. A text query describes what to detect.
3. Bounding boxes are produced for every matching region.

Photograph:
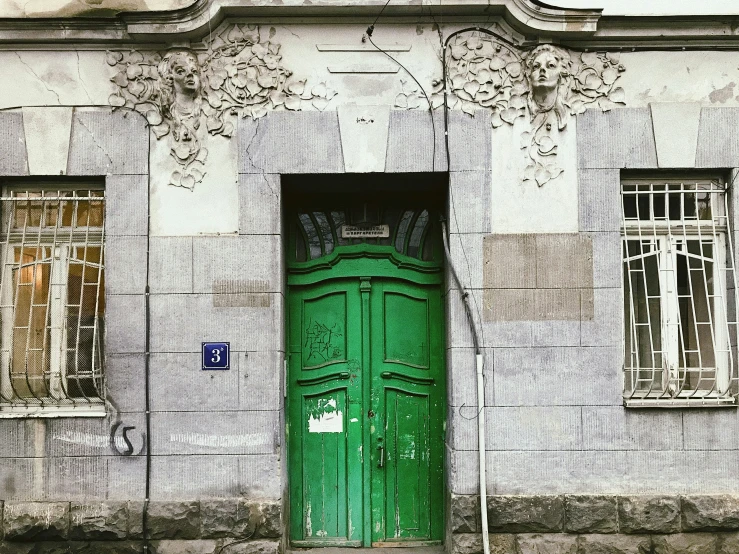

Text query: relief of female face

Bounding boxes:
[528,50,563,93]
[171,54,200,98]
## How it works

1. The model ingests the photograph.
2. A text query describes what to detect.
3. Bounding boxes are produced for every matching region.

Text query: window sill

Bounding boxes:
[0,404,106,418]
[624,397,737,408]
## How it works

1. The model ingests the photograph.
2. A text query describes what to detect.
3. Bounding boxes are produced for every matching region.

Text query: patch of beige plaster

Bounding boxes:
[709,82,736,104]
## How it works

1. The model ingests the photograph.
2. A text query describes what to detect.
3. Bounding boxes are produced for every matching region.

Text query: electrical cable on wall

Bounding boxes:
[365,7,496,554]
[365,0,437,171]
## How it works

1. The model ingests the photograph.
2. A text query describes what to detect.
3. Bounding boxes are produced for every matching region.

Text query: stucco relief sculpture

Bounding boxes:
[429,33,625,187]
[107,25,337,189]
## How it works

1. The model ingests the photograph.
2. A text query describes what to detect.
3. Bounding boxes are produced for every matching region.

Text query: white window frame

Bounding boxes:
[622,177,739,407]
[0,187,106,417]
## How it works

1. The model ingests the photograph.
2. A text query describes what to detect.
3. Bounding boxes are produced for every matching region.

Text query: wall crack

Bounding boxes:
[15,52,62,105]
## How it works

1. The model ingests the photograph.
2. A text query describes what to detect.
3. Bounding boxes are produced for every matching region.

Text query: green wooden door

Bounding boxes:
[288,272,445,547]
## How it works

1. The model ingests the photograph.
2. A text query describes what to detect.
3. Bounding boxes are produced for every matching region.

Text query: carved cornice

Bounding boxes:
[0,1,738,48]
[0,0,601,44]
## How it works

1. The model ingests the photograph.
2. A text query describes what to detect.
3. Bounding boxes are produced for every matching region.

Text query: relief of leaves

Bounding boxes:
[567,51,626,115]
[107,50,162,118]
[444,33,525,123]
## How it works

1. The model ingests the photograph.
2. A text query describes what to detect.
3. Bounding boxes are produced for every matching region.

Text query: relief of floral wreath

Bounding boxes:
[107,24,337,190]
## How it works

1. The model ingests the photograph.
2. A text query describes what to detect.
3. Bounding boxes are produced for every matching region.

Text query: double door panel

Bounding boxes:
[288,277,444,546]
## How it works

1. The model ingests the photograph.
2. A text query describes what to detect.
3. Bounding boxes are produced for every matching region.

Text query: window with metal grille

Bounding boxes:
[622,178,739,407]
[0,188,105,415]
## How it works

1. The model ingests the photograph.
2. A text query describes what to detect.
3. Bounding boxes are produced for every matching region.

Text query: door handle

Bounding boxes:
[378,444,385,468]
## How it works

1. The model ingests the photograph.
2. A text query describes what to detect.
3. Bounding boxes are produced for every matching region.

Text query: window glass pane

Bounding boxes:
[313,212,334,257]
[395,210,414,254]
[66,247,104,399]
[623,242,663,393]
[11,247,51,399]
[407,210,429,259]
[677,241,716,390]
[298,213,322,260]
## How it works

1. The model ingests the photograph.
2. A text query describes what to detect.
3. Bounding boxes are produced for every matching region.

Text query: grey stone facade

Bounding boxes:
[2,2,739,552]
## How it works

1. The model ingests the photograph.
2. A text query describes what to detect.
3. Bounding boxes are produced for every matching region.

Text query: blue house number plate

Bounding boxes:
[202,342,230,370]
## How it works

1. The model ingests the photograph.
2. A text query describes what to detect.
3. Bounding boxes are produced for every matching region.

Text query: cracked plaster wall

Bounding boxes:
[2,25,739,235]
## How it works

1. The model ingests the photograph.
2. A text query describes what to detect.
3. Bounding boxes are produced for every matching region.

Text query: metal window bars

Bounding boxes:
[0,189,105,411]
[622,179,739,406]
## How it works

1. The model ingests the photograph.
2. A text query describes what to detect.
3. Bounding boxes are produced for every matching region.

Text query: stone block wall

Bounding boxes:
[448,106,739,499]
[450,494,739,554]
[0,499,280,553]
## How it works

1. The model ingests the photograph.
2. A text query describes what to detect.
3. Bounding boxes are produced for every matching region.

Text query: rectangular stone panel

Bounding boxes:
[492,346,622,407]
[238,111,344,174]
[618,495,681,534]
[452,406,582,451]
[564,495,618,533]
[239,350,282,411]
[446,287,478,348]
[0,110,29,175]
[238,454,281,500]
[0,458,39,500]
[106,294,146,354]
[150,237,193,294]
[450,232,484,289]
[107,456,146,500]
[3,501,69,540]
[696,107,739,168]
[581,407,684,451]
[579,169,621,233]
[532,321,581,347]
[488,450,629,495]
[151,411,278,455]
[535,234,593,289]
[67,108,148,176]
[45,414,145,457]
[682,409,739,451]
[149,352,240,412]
[590,232,621,289]
[104,174,148,237]
[105,236,147,295]
[483,234,537,289]
[238,173,281,235]
[105,353,146,413]
[449,171,492,234]
[681,495,739,531]
[625,450,739,494]
[385,110,448,172]
[45,456,107,500]
[577,108,658,169]
[580,288,622,347]
[150,455,240,500]
[0,419,36,458]
[534,289,582,320]
[446,110,493,172]
[192,235,281,294]
[69,501,129,540]
[149,293,283,353]
[487,496,564,533]
[483,289,535,321]
[447,347,494,408]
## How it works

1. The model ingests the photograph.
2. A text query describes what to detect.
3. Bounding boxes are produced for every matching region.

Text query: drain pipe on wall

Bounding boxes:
[440,222,489,554]
[440,26,506,554]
